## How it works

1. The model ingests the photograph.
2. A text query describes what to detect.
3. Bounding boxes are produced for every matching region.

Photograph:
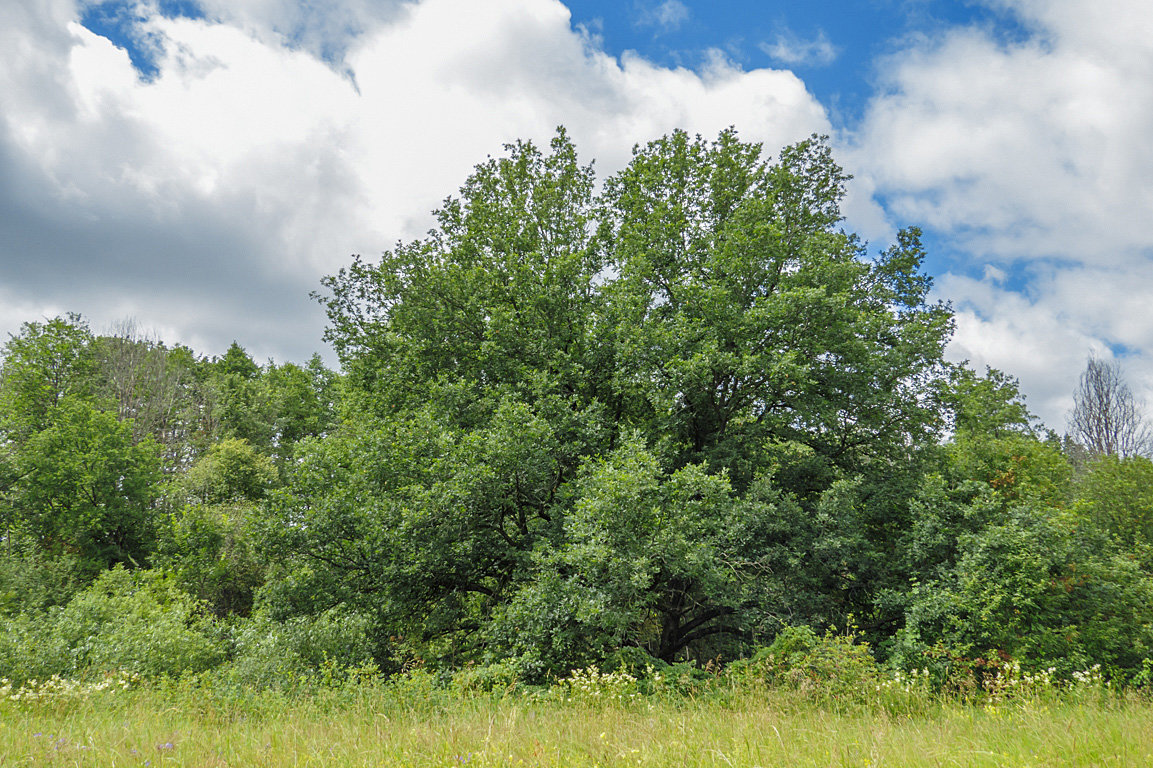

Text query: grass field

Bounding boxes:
[3,677,1152,767]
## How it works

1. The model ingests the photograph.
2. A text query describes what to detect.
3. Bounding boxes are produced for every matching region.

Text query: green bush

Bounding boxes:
[154,501,265,617]
[175,437,278,506]
[600,646,715,697]
[449,661,520,696]
[0,566,223,685]
[730,626,884,705]
[219,607,378,690]
[0,612,71,685]
[0,550,88,615]
[895,505,1153,684]
[1074,454,1153,546]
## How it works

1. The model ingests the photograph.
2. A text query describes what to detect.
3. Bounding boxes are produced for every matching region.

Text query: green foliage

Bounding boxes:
[0,315,95,441]
[202,342,275,449]
[301,127,958,677]
[601,132,952,488]
[9,397,161,573]
[215,341,260,380]
[884,419,1153,685]
[220,607,378,690]
[0,550,87,615]
[944,365,1035,439]
[899,473,1002,582]
[449,660,521,696]
[946,431,1071,508]
[896,427,1070,596]
[730,626,885,705]
[261,401,582,668]
[155,502,265,616]
[896,504,1153,682]
[1074,454,1153,546]
[265,355,339,471]
[13,128,1153,692]
[319,128,604,423]
[493,436,747,677]
[0,566,223,685]
[732,475,881,639]
[176,437,278,506]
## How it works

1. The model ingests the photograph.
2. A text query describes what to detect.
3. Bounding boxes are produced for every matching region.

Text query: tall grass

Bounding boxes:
[2,673,1152,767]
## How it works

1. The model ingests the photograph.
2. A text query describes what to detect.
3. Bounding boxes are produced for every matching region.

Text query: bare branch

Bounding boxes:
[1068,354,1152,457]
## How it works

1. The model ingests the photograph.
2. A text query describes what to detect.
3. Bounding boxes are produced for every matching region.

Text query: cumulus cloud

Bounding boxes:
[856,0,1153,265]
[942,266,1153,434]
[852,0,1153,429]
[0,0,830,362]
[760,28,838,67]
[940,272,1100,429]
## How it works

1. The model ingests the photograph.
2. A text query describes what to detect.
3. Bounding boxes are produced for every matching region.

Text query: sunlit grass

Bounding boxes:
[3,679,1152,767]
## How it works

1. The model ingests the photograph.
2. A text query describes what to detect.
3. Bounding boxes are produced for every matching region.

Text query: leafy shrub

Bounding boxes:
[729,626,884,705]
[598,647,717,697]
[450,661,520,696]
[895,505,1153,683]
[154,501,265,616]
[0,612,71,685]
[0,566,223,685]
[175,438,278,506]
[219,607,378,690]
[0,550,87,615]
[1074,454,1153,546]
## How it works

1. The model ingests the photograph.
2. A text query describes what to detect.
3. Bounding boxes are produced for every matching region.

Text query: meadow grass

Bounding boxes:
[2,677,1152,767]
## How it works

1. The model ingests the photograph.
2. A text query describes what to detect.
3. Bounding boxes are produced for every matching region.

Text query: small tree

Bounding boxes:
[0,314,95,442]
[1068,355,1151,458]
[12,398,162,572]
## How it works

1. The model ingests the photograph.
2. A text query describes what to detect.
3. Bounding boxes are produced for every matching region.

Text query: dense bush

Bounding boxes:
[154,501,264,617]
[894,505,1153,683]
[0,550,88,615]
[0,566,223,685]
[728,626,885,705]
[217,607,379,690]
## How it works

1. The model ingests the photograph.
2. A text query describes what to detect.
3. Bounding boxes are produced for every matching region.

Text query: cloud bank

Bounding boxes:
[7,0,1153,432]
[0,0,829,363]
[853,0,1153,428]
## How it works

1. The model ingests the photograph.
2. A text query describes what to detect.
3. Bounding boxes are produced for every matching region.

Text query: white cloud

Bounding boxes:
[635,1,689,32]
[941,265,1153,433]
[939,273,1099,429]
[760,28,838,68]
[855,2,1153,265]
[851,0,1153,431]
[0,0,831,362]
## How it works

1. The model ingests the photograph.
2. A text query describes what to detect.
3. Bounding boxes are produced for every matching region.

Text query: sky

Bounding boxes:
[2,0,1152,431]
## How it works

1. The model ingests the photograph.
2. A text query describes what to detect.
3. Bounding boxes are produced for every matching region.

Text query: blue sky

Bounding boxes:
[566,1,1029,119]
[3,0,1152,429]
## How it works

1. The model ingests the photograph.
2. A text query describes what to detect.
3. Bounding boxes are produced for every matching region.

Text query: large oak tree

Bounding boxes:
[286,128,955,675]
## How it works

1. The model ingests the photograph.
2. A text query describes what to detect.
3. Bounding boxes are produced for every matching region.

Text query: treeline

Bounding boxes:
[3,129,1153,690]
[0,318,337,600]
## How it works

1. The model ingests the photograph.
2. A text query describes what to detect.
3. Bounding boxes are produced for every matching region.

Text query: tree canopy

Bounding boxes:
[295,128,957,675]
